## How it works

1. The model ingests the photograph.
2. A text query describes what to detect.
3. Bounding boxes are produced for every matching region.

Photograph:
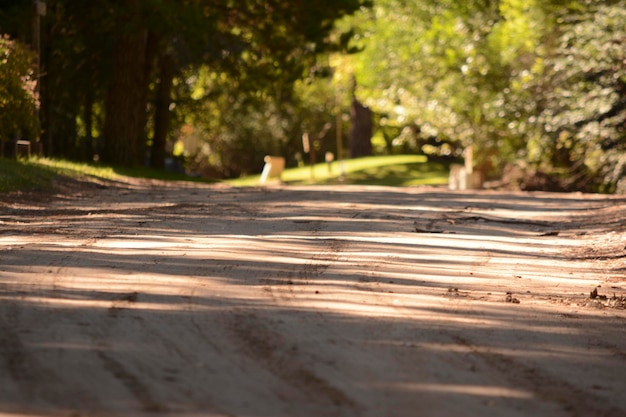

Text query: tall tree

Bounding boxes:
[103,32,149,165]
[101,0,150,165]
[151,49,176,169]
[2,0,370,166]
[345,0,550,167]
[146,0,371,169]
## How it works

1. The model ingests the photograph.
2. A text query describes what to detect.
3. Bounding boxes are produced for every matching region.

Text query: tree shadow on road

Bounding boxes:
[0,185,625,416]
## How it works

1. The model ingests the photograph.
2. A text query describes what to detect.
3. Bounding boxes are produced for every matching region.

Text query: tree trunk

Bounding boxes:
[82,69,95,160]
[102,30,149,166]
[137,32,159,166]
[151,52,175,170]
[349,97,373,158]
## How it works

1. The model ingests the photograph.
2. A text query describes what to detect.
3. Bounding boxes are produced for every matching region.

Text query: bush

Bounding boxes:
[533,4,626,193]
[0,35,39,143]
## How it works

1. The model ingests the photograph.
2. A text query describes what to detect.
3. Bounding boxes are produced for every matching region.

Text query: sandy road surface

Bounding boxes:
[0,180,625,417]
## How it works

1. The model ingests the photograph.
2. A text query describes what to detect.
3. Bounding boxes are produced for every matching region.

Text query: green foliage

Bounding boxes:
[0,36,39,141]
[339,0,625,192]
[175,60,351,178]
[3,0,623,192]
[1,0,369,167]
[534,3,626,191]
[357,1,547,155]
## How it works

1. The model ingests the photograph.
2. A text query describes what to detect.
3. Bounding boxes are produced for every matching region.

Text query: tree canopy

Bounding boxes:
[1,0,624,192]
[1,0,369,169]
[346,0,625,191]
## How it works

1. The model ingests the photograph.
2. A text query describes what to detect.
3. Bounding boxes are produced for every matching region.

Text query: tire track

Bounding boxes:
[262,218,348,301]
[0,299,34,385]
[300,238,346,284]
[451,334,625,417]
[87,292,171,413]
[96,349,167,413]
[227,310,359,415]
[0,285,98,413]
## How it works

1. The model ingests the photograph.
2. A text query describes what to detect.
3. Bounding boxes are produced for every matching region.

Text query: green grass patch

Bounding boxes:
[35,158,205,182]
[0,157,211,193]
[0,157,60,192]
[227,154,450,187]
[1,157,128,192]
[1,154,449,194]
[35,158,123,181]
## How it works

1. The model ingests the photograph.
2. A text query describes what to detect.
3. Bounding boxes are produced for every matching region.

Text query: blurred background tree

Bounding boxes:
[1,0,369,174]
[530,2,626,192]
[1,0,624,192]
[0,35,39,147]
[346,0,625,191]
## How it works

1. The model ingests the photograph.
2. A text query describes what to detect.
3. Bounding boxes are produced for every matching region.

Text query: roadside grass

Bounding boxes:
[1,154,450,193]
[0,158,60,192]
[227,154,450,187]
[35,158,209,182]
[0,157,206,193]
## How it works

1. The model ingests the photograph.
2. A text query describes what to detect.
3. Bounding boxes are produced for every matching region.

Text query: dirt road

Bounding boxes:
[1,180,625,417]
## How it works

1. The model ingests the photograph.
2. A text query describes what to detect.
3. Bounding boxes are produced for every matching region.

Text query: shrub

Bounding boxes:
[0,35,39,142]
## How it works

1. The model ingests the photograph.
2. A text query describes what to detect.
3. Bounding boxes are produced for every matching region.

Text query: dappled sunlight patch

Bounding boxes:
[0,293,218,313]
[92,238,195,250]
[283,291,448,319]
[1,184,625,417]
[379,340,603,362]
[371,382,534,399]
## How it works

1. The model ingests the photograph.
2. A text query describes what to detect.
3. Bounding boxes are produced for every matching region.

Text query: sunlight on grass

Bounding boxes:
[227,155,449,187]
[0,157,125,192]
[35,158,197,182]
[0,157,212,193]
[2,154,449,194]
[0,157,60,192]
[35,158,122,180]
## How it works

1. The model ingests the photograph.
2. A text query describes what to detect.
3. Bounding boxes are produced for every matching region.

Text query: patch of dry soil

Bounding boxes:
[1,180,625,417]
